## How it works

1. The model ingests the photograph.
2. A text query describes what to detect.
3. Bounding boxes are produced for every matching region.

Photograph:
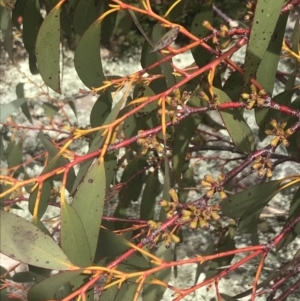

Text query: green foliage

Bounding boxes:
[0,0,300,301]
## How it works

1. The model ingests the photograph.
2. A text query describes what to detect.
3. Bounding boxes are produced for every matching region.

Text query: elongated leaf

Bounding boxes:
[94,228,130,263]
[90,90,112,128]
[29,133,77,220]
[61,202,92,266]
[190,1,213,68]
[74,17,105,90]
[28,269,83,301]
[243,0,285,87]
[255,12,289,135]
[140,171,161,220]
[39,133,76,192]
[73,0,96,37]
[214,87,254,154]
[118,157,148,207]
[276,185,300,251]
[36,0,64,93]
[42,102,60,118]
[100,252,151,301]
[71,97,125,195]
[178,166,196,204]
[23,0,42,74]
[221,180,285,233]
[0,8,13,60]
[140,23,175,91]
[142,243,172,301]
[0,211,74,270]
[172,94,204,182]
[16,83,33,123]
[7,141,23,176]
[0,98,27,122]
[151,26,179,53]
[67,100,77,119]
[72,161,106,261]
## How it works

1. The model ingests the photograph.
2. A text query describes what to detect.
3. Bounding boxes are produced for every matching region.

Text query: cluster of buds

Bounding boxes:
[241,84,267,109]
[158,108,179,125]
[159,188,179,219]
[180,204,221,230]
[244,1,257,22]
[252,156,273,178]
[202,21,231,49]
[265,119,293,148]
[165,88,182,108]
[201,174,227,200]
[147,220,180,248]
[137,130,164,155]
[199,91,219,109]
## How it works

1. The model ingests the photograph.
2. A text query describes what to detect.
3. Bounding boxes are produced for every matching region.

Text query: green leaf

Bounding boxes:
[222,71,244,101]
[72,161,106,261]
[243,0,286,87]
[23,0,42,74]
[73,0,96,37]
[90,90,112,128]
[39,133,76,192]
[42,102,60,118]
[140,23,175,91]
[142,243,172,301]
[99,0,117,45]
[29,179,53,220]
[151,26,180,53]
[204,226,236,280]
[61,202,92,266]
[7,141,23,176]
[67,100,77,119]
[118,157,148,208]
[100,251,151,301]
[12,271,44,283]
[213,87,254,154]
[221,180,285,233]
[36,0,63,93]
[28,133,75,220]
[276,185,300,251]
[74,17,105,90]
[0,211,73,270]
[172,93,204,182]
[16,83,33,124]
[0,8,13,60]
[27,269,83,301]
[71,97,125,195]
[0,98,27,122]
[94,228,130,263]
[178,166,196,204]
[254,12,289,134]
[140,170,161,221]
[190,1,214,68]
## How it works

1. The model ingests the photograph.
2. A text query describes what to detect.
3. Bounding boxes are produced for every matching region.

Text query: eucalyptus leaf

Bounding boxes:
[0,211,74,270]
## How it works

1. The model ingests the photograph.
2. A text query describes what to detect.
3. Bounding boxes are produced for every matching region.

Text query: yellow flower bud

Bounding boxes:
[266,169,273,179]
[169,188,178,202]
[189,218,198,230]
[170,233,181,244]
[204,174,215,183]
[258,168,266,178]
[211,211,220,222]
[199,217,210,229]
[206,189,215,199]
[219,190,228,200]
[241,93,250,100]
